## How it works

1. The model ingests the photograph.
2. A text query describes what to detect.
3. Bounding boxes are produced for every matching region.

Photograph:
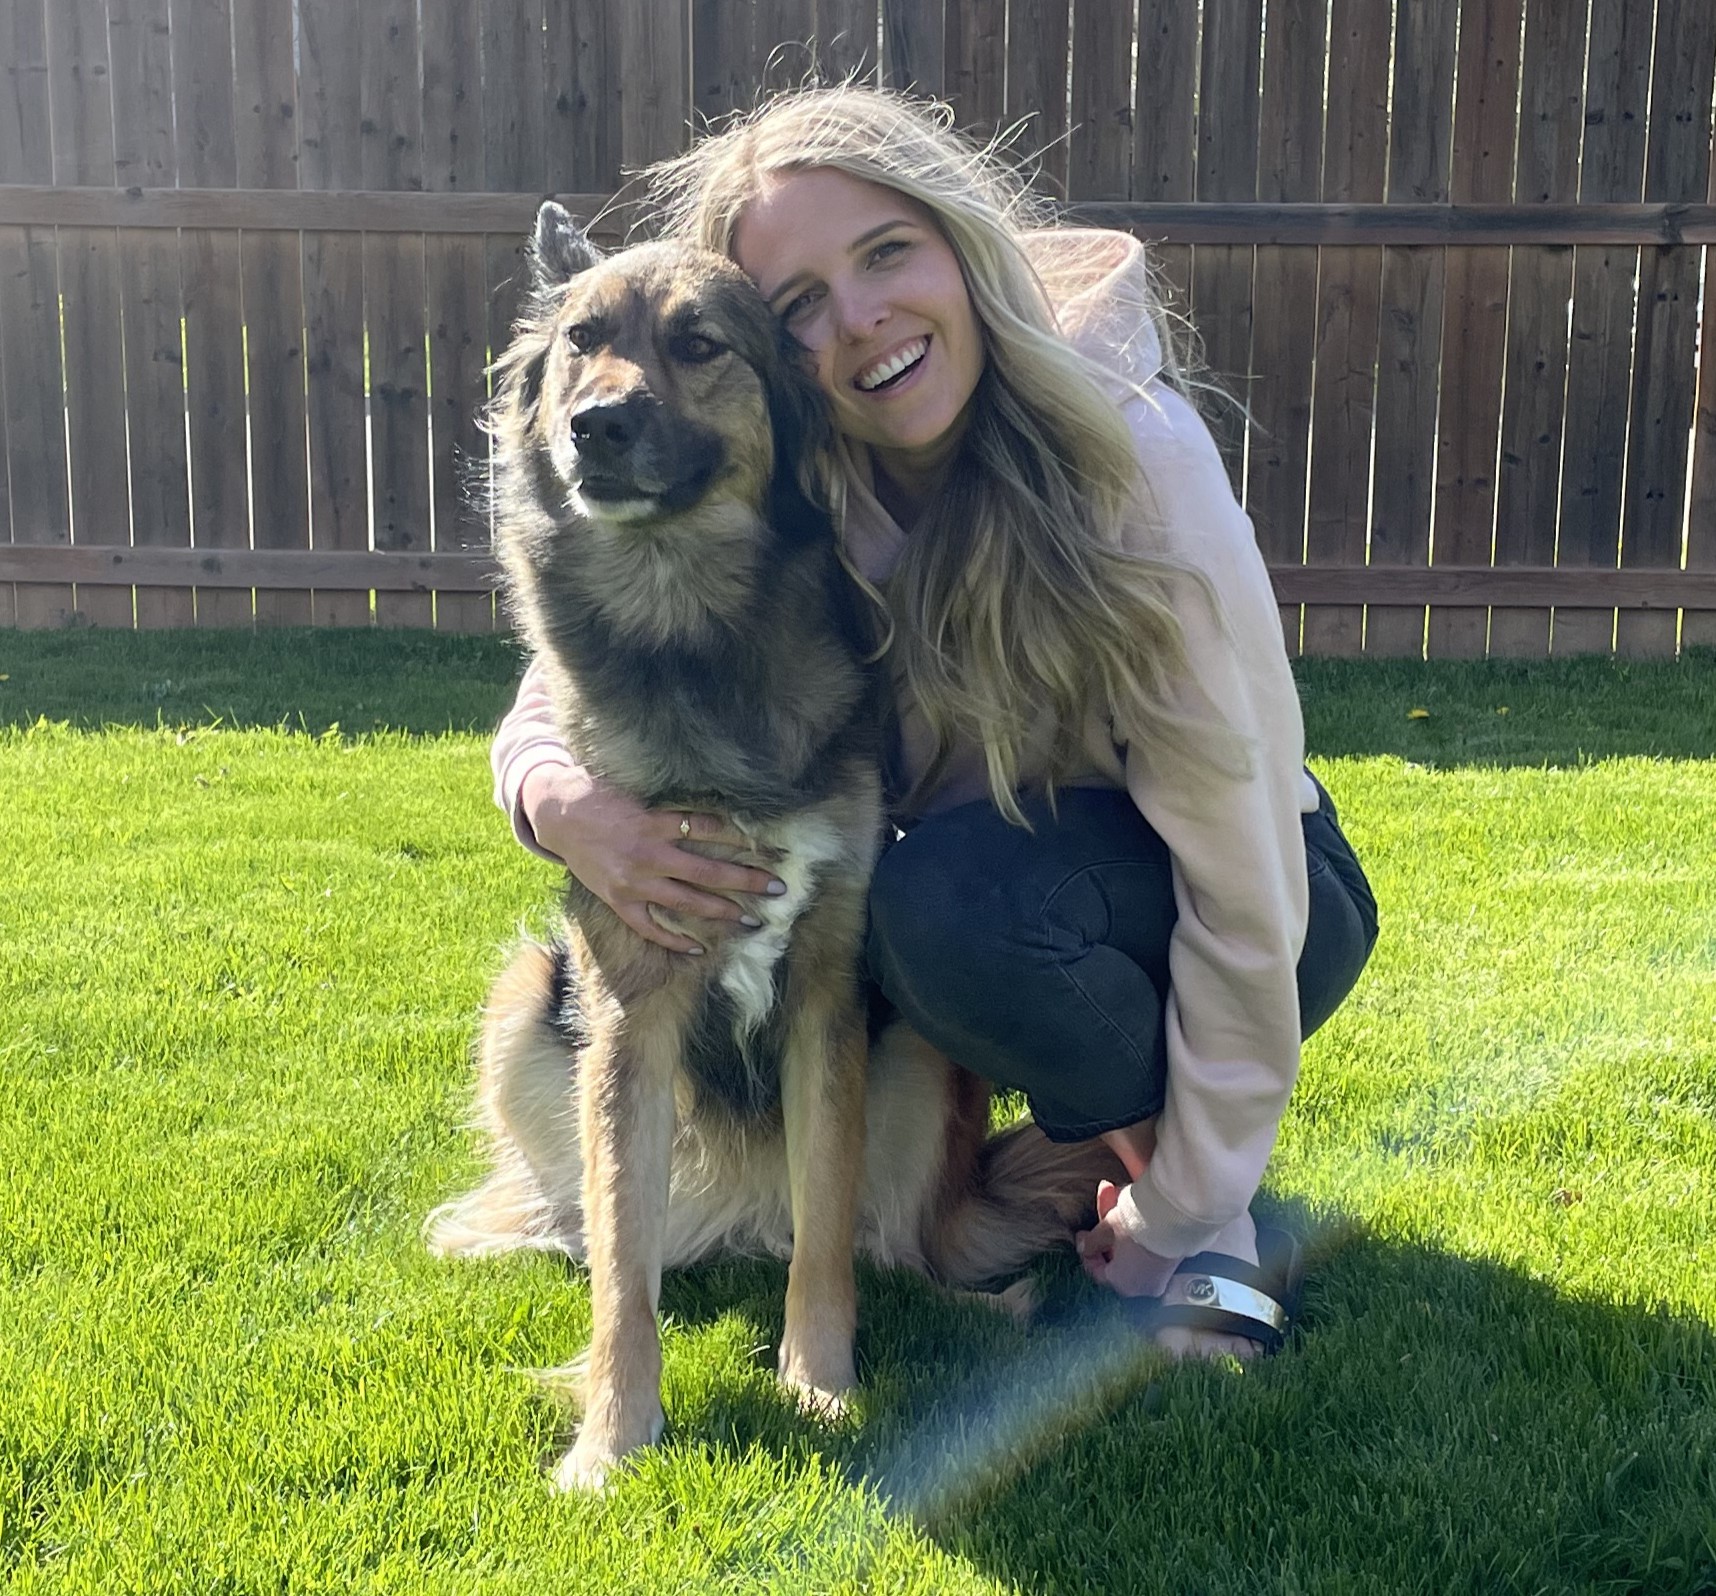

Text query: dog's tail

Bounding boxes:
[923,1105,1128,1291]
[424,936,585,1260]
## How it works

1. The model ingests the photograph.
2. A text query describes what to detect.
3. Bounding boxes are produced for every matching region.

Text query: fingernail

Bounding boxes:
[739,914,763,928]
[766,879,788,896]
[686,945,705,956]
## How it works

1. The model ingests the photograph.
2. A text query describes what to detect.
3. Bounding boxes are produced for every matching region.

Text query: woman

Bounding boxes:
[491,85,1378,1360]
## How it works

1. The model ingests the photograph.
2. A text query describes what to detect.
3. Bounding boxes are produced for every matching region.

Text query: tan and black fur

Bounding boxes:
[428,204,1125,1491]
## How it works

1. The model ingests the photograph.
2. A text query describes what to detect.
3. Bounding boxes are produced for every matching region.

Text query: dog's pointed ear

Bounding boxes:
[531,202,601,289]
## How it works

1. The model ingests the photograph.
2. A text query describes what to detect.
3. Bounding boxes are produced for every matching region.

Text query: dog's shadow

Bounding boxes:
[621,1195,1716,1595]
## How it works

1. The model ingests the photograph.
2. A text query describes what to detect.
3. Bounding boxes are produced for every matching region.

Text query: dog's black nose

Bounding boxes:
[570,396,653,460]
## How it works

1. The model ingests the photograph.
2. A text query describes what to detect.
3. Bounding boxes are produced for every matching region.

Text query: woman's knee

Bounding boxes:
[866,822,1003,990]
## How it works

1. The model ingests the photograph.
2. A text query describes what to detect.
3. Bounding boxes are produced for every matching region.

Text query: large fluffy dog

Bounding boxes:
[429,203,1123,1491]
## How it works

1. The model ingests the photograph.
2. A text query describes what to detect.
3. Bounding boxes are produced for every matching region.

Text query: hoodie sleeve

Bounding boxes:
[1104,384,1313,1262]
[491,655,580,864]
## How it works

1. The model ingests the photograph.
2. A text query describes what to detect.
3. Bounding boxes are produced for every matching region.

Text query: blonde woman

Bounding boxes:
[491,85,1377,1359]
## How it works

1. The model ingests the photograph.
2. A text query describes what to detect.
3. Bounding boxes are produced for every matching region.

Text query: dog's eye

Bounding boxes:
[675,333,725,364]
[565,323,597,354]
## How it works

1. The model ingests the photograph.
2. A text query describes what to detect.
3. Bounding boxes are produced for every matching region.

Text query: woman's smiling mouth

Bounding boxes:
[854,336,930,392]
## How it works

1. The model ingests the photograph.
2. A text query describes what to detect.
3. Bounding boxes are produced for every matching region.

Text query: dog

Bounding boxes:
[428,203,1125,1492]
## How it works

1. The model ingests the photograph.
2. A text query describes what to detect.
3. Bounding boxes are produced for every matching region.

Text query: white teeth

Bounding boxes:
[855,338,927,392]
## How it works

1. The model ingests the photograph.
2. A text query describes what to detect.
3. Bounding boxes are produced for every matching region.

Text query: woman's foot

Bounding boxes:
[1078,1187,1267,1362]
[1149,1208,1265,1363]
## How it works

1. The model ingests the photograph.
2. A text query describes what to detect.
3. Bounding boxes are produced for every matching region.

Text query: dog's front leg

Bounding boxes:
[778,984,868,1415]
[556,986,685,1492]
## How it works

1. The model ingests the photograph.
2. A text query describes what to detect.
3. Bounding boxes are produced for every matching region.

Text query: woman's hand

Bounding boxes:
[1076,1179,1180,1298]
[520,763,786,955]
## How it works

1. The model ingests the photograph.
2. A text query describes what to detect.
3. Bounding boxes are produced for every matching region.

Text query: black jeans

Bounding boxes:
[864,776,1378,1142]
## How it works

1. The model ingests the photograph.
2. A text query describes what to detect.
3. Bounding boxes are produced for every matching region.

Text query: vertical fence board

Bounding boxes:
[51,0,133,627]
[1490,0,1584,657]
[0,0,68,627]
[234,0,310,625]
[1556,0,1652,655]
[181,231,251,625]
[1426,0,1522,660]
[1067,0,1132,203]
[111,0,192,628]
[882,0,944,95]
[756,0,817,91]
[424,0,493,633]
[1192,0,1262,485]
[484,0,550,639]
[1249,0,1326,654]
[1132,0,1197,315]
[1614,0,1716,658]
[175,0,251,627]
[482,0,546,403]
[362,0,431,629]
[300,0,371,626]
[1684,202,1716,649]
[944,0,1004,135]
[694,0,759,127]
[1006,0,1070,199]
[1366,0,1457,657]
[1303,0,1389,658]
[815,0,879,84]
[547,0,621,189]
[623,0,691,169]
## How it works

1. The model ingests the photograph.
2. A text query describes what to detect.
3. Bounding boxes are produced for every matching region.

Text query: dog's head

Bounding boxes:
[492,202,830,538]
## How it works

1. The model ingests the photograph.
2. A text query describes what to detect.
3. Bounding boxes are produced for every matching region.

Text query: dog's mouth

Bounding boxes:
[575,473,648,503]
[574,461,721,520]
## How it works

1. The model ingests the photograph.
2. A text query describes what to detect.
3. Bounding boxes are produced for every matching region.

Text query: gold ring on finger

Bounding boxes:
[680,816,692,838]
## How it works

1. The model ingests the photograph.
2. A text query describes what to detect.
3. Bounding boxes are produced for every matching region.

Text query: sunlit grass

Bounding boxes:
[3,633,1713,1594]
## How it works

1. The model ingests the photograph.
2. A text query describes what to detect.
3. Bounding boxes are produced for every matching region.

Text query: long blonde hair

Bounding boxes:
[646,85,1246,822]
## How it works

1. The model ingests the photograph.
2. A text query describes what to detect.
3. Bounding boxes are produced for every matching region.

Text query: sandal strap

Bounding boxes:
[1122,1240,1298,1354]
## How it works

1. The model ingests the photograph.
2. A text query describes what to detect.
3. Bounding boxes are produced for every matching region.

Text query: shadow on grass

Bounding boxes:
[631,1201,1716,1595]
[0,628,526,736]
[4,629,1714,768]
[1295,649,1716,769]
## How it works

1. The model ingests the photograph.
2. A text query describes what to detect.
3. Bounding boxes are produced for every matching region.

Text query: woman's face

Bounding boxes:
[731,167,985,491]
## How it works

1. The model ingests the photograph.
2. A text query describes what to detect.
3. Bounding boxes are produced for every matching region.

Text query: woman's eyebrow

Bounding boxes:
[763,219,918,310]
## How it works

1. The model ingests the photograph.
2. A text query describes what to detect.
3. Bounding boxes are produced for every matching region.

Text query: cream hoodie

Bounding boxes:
[490,228,1317,1262]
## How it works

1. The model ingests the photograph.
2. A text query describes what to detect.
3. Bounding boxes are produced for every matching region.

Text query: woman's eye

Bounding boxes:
[868,239,908,266]
[780,288,820,325]
[676,333,724,363]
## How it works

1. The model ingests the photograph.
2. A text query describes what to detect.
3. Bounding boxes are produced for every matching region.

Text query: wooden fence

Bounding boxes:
[1,0,1713,657]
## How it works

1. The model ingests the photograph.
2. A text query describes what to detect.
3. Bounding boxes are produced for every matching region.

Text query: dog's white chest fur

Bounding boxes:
[717,812,847,1044]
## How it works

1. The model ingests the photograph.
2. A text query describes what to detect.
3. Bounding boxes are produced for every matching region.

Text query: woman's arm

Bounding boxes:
[1105,385,1314,1261]
[492,657,789,952]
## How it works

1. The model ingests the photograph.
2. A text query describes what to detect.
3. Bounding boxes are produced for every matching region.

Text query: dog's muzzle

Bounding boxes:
[570,394,662,501]
[569,393,725,516]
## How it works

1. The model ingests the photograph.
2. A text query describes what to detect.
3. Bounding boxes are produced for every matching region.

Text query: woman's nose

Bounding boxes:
[830,281,888,342]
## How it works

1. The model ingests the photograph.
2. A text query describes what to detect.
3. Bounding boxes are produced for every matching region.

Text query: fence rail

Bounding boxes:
[1,0,1713,658]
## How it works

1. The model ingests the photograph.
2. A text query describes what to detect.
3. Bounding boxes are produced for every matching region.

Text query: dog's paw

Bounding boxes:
[951,1277,1040,1325]
[781,1373,854,1425]
[777,1336,856,1424]
[550,1403,665,1494]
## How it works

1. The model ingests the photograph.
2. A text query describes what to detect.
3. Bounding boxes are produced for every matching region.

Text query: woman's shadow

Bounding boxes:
[644,1191,1716,1596]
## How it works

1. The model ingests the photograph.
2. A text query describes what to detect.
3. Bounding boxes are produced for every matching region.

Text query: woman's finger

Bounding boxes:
[669,812,788,891]
[655,882,759,926]
[615,901,705,956]
[670,810,756,851]
[674,850,786,900]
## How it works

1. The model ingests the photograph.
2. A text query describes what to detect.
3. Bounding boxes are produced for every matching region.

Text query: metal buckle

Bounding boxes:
[1171,1274,1287,1331]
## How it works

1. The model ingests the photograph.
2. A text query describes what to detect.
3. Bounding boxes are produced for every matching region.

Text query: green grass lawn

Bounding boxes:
[3,631,1714,1595]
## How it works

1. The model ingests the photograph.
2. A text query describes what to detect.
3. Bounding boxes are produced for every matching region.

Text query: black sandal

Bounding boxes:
[1122,1224,1304,1356]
